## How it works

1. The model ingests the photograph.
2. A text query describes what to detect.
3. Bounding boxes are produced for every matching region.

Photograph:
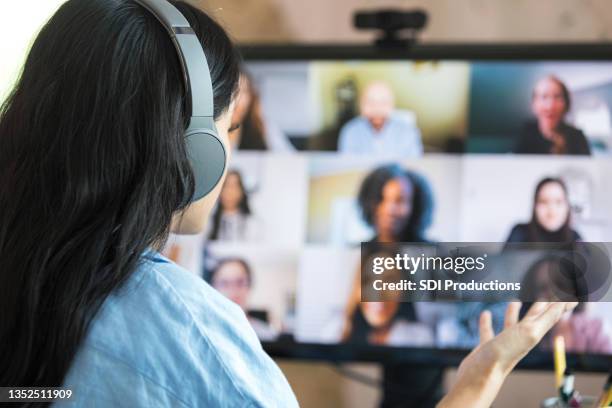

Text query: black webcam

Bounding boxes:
[354,9,428,48]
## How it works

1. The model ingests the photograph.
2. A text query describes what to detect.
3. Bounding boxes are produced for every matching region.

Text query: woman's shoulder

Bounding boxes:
[506,223,529,243]
[520,120,540,135]
[135,251,234,314]
[106,251,247,340]
[560,123,588,140]
[560,123,591,155]
[571,229,583,242]
[560,122,584,136]
[509,223,529,232]
[63,252,297,407]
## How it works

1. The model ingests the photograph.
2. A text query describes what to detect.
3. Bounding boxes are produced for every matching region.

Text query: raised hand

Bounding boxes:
[438,302,577,408]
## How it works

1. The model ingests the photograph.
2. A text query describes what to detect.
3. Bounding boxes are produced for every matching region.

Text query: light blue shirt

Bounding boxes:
[338,112,424,157]
[56,251,298,407]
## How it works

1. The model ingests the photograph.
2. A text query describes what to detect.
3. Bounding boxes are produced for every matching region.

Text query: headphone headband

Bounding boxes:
[132,0,227,202]
[133,0,214,119]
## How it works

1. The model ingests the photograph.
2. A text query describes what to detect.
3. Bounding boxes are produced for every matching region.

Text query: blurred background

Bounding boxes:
[3,0,612,99]
[196,0,612,44]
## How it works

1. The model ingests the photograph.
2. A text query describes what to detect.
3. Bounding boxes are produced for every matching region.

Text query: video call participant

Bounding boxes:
[515,75,591,155]
[207,258,279,341]
[520,256,612,354]
[0,1,579,407]
[338,81,424,156]
[208,169,262,241]
[355,164,443,407]
[505,177,582,243]
[358,164,432,243]
[230,70,294,151]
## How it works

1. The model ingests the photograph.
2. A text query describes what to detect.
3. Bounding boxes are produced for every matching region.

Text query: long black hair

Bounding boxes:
[0,0,240,389]
[208,169,251,240]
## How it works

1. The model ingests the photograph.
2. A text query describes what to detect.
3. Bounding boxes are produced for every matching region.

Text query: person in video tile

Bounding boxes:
[351,163,439,340]
[515,75,590,155]
[230,70,294,152]
[207,257,279,341]
[520,256,612,354]
[505,177,582,243]
[338,81,423,156]
[208,169,262,241]
[352,164,443,407]
[358,164,432,243]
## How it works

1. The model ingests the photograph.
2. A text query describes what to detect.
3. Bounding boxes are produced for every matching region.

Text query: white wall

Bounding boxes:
[0,1,67,101]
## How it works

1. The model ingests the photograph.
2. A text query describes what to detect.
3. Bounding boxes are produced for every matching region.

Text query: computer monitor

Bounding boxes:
[165,43,612,372]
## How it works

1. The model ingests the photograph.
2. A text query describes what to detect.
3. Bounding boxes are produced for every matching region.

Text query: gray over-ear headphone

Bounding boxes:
[134,0,227,201]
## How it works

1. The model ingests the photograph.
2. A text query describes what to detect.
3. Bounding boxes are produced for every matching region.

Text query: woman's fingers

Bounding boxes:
[504,301,521,329]
[478,302,577,348]
[479,310,494,344]
[563,302,579,312]
[521,302,578,345]
[523,301,550,319]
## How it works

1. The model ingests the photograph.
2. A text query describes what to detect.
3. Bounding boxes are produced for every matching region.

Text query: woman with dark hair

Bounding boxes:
[352,164,442,407]
[0,1,295,405]
[0,1,578,406]
[506,177,582,243]
[357,163,433,243]
[353,163,434,337]
[207,258,279,341]
[208,169,262,241]
[515,75,590,155]
[230,70,294,151]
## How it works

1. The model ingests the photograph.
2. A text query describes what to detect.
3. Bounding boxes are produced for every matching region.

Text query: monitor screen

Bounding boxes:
[164,46,612,371]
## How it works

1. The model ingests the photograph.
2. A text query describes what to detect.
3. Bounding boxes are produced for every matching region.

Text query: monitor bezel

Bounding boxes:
[262,341,612,372]
[240,42,612,61]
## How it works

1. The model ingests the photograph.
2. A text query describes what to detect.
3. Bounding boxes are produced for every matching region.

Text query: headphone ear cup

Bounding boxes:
[185,128,227,201]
